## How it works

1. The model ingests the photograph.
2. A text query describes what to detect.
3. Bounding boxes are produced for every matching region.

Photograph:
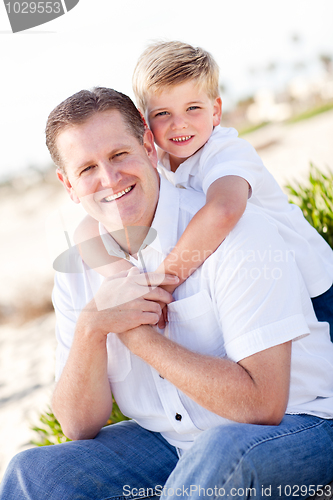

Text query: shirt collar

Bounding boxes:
[150,176,179,256]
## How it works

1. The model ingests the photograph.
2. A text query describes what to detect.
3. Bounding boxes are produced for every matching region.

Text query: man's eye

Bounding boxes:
[114,151,127,159]
[81,165,94,174]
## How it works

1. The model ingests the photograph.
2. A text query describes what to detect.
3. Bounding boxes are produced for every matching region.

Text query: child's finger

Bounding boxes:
[163,305,168,324]
[144,288,173,305]
[157,312,166,329]
[136,273,179,287]
[157,304,168,329]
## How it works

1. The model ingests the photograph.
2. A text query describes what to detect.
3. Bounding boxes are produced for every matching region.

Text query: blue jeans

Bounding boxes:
[1,415,333,499]
[312,284,333,342]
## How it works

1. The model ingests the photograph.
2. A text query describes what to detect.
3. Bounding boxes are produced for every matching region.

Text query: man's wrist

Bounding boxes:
[117,325,155,351]
[76,301,109,342]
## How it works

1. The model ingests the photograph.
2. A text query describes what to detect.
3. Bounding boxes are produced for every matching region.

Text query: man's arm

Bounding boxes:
[117,326,291,425]
[52,315,111,441]
[52,271,177,440]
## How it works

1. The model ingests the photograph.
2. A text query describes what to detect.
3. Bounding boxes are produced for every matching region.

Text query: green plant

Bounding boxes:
[285,164,333,249]
[238,121,269,136]
[287,101,333,124]
[31,397,129,447]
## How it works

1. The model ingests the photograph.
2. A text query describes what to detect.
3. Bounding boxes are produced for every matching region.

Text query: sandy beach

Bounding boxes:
[1,109,333,481]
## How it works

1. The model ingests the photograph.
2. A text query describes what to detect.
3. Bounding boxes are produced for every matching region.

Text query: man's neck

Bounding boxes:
[108,226,151,256]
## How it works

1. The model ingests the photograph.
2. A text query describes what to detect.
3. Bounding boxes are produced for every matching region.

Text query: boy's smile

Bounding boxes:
[146,80,222,172]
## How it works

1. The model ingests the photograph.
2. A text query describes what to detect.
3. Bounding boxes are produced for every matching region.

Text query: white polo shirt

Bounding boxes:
[53,177,333,451]
[158,125,333,298]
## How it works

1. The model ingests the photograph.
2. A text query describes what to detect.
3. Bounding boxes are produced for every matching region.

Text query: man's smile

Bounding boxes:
[102,185,135,202]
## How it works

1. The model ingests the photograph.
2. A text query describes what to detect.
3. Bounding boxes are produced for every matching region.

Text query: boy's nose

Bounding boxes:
[171,115,188,130]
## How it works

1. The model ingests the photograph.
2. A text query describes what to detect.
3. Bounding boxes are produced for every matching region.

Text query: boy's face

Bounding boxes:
[146,80,222,171]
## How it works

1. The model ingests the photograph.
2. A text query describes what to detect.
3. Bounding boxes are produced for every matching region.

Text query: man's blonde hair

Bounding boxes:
[132,40,220,113]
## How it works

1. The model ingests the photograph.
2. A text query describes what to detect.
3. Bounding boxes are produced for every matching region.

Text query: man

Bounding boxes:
[1,87,333,499]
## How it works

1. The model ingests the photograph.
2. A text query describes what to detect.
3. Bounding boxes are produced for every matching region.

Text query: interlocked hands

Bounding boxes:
[81,267,177,335]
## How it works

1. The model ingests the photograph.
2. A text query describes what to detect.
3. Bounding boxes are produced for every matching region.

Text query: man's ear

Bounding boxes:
[213,97,222,127]
[143,129,158,169]
[56,169,80,204]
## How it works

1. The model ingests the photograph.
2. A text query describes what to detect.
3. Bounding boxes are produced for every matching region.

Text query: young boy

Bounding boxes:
[75,40,333,334]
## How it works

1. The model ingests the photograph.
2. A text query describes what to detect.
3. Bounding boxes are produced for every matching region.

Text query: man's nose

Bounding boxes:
[99,162,121,188]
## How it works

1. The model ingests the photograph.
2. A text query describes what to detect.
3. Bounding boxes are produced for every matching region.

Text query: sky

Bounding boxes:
[0,0,332,181]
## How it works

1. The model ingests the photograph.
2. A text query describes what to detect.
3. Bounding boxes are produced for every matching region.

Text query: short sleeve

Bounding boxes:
[52,272,80,381]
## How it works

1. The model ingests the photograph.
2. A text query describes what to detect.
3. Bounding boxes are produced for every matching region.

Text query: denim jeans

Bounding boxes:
[1,415,333,500]
[312,283,333,342]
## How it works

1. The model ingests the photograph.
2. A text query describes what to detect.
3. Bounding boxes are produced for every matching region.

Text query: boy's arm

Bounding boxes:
[74,214,133,277]
[156,175,250,292]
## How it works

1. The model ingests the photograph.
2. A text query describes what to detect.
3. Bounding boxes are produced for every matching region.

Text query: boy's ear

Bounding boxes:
[213,97,222,126]
[143,129,158,169]
[56,169,80,204]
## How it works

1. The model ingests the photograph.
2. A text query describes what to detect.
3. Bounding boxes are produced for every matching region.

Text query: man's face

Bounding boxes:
[56,110,159,232]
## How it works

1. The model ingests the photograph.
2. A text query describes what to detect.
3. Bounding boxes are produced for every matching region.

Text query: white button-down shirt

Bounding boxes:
[158,125,333,298]
[53,176,333,451]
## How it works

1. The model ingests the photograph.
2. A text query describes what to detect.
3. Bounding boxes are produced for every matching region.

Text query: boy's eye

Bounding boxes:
[188,106,200,111]
[155,111,169,117]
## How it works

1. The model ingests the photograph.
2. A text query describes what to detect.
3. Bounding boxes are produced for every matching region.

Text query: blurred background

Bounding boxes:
[1,0,333,480]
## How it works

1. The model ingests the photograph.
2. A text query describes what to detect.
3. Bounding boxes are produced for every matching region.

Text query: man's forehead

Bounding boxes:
[55,115,132,177]
[62,109,128,137]
[57,110,138,155]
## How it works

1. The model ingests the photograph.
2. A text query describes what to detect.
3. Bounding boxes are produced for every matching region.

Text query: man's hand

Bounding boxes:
[80,267,178,336]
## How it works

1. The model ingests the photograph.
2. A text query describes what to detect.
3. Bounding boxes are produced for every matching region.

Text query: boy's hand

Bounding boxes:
[157,304,169,329]
[153,268,180,329]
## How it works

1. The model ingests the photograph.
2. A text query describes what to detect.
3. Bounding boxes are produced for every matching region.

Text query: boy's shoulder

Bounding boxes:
[201,125,244,159]
[201,125,259,166]
[209,125,239,141]
[206,125,239,146]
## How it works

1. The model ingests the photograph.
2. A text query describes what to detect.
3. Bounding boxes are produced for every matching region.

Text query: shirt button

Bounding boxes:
[175,413,182,421]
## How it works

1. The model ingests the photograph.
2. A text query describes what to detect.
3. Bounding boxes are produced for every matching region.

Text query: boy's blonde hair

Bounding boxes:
[133,40,220,113]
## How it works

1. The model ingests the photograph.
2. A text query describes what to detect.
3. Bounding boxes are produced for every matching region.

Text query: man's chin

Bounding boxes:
[80,203,124,231]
